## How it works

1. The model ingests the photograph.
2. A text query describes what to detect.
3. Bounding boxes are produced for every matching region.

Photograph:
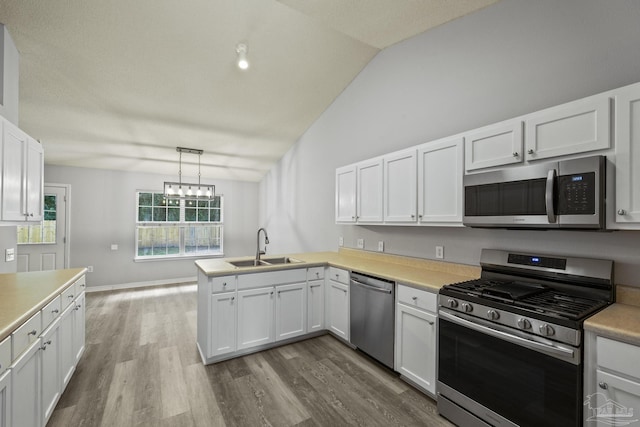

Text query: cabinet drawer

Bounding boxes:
[328,267,349,285]
[12,311,42,359]
[0,335,10,375]
[61,284,77,308]
[41,296,62,330]
[597,337,640,379]
[307,267,324,281]
[210,275,236,293]
[75,275,87,293]
[397,285,437,313]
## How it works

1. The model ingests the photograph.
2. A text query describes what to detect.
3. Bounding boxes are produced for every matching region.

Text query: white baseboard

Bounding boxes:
[85,276,197,293]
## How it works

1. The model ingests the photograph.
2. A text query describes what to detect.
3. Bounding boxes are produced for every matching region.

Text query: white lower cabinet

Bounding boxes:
[326,280,349,341]
[275,282,307,341]
[394,284,437,395]
[41,318,61,426]
[73,293,86,364]
[237,286,275,350]
[0,369,11,427]
[307,279,324,333]
[209,292,236,357]
[59,302,76,388]
[11,339,42,427]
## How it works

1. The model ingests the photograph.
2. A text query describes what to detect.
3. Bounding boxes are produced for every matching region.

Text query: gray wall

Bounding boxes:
[0,224,17,273]
[45,165,259,289]
[259,0,640,286]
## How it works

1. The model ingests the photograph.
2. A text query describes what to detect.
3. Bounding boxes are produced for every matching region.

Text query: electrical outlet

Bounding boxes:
[5,248,15,262]
[111,244,118,250]
[436,246,444,259]
[87,265,94,273]
[357,238,364,249]
[339,236,344,247]
[378,241,384,252]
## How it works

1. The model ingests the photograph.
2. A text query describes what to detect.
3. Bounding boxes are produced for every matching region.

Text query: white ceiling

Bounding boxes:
[0,0,499,182]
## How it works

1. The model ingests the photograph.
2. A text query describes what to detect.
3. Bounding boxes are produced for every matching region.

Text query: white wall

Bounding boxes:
[0,224,17,273]
[0,25,19,125]
[45,165,259,289]
[259,0,640,286]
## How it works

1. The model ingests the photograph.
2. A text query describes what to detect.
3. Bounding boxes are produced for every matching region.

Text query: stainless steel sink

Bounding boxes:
[228,257,303,268]
[261,257,303,265]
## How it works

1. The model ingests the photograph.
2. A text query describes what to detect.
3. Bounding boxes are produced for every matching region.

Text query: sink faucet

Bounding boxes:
[256,228,270,264]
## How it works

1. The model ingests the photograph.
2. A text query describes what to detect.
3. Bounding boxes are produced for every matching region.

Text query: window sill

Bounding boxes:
[134,253,225,262]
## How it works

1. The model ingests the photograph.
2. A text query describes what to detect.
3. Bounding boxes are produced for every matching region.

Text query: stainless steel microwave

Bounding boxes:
[463,155,606,229]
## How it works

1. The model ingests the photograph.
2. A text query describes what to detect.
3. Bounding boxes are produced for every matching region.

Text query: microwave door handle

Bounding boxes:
[546,169,557,223]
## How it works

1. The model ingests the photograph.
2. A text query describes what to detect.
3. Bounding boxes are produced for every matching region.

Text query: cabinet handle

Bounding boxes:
[270,291,274,296]
[412,296,418,301]
[52,309,59,314]
[418,214,423,219]
[512,152,519,157]
[222,282,227,287]
[527,149,534,154]
[68,294,74,299]
[28,329,37,336]
[351,216,355,220]
[335,274,339,279]
[231,296,235,302]
[427,320,435,325]
[599,381,608,390]
[618,209,627,215]
[411,214,415,219]
[40,340,51,350]
[278,291,281,296]
[29,213,34,217]
[315,272,320,278]
[80,283,86,288]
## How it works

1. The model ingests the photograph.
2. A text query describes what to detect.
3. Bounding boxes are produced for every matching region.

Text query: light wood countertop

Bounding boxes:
[195,248,480,293]
[0,268,87,342]
[585,285,640,346]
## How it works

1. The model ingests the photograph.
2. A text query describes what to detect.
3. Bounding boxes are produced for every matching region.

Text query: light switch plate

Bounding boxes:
[436,246,444,259]
[5,248,15,262]
[378,241,384,252]
[111,244,118,250]
[357,238,364,249]
[339,236,344,247]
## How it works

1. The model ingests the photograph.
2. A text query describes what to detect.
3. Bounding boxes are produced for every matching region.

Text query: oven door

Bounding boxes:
[438,310,582,427]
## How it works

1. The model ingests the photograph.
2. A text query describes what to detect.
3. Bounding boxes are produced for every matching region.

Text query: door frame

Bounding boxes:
[49,183,72,269]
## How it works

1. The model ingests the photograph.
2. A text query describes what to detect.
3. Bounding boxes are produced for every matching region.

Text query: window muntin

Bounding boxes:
[135,191,223,259]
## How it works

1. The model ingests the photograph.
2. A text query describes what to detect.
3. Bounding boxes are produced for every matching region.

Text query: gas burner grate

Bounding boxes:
[516,291,608,320]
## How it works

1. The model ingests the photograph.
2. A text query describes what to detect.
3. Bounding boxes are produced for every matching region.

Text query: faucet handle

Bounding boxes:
[259,250,266,255]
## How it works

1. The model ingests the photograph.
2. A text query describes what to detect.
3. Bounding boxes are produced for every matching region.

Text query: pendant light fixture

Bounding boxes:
[164,147,215,200]
[236,43,249,70]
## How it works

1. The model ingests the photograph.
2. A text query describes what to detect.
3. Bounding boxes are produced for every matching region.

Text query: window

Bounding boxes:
[136,191,223,259]
[17,194,57,244]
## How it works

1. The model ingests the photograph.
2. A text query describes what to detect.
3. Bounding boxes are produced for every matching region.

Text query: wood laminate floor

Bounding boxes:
[48,283,453,427]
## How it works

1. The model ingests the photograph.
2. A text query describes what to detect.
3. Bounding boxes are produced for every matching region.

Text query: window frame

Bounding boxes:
[135,190,224,261]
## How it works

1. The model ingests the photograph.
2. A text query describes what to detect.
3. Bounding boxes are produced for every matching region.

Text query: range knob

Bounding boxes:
[487,310,500,320]
[461,302,473,313]
[539,324,555,336]
[517,318,532,330]
[447,298,459,308]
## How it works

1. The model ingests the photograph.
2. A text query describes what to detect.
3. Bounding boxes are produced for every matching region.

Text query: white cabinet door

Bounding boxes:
[591,370,640,427]
[417,136,463,224]
[335,165,357,223]
[25,138,44,221]
[11,339,42,427]
[237,287,274,350]
[383,149,417,223]
[464,119,523,172]
[73,293,86,363]
[394,303,436,394]
[326,280,349,342]
[356,158,383,223]
[41,318,61,426]
[307,280,324,333]
[275,282,307,342]
[1,119,26,221]
[614,84,640,225]
[525,95,610,161]
[0,369,10,427]
[209,292,237,357]
[58,303,75,388]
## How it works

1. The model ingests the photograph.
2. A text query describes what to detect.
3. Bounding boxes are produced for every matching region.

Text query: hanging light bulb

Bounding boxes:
[236,43,249,70]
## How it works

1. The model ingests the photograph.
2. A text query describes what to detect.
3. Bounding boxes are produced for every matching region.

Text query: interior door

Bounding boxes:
[17,185,68,272]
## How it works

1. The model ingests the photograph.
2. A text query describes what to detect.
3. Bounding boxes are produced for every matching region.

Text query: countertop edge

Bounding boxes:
[584,303,640,347]
[0,267,87,342]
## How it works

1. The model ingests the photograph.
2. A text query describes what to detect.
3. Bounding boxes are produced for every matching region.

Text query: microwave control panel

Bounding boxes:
[557,172,596,215]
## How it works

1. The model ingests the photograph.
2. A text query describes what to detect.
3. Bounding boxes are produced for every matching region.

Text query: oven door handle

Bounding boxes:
[439,311,577,363]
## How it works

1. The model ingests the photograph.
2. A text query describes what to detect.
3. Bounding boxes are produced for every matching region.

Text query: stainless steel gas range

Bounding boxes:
[437,249,614,427]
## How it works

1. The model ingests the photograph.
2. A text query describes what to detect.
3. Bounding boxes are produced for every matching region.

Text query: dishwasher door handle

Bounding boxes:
[351,279,392,294]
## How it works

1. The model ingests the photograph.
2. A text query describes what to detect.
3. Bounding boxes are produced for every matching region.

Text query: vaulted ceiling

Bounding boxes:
[0,0,499,181]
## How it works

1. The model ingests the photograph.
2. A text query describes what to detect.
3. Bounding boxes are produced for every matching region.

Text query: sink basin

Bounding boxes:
[228,257,303,268]
[228,259,268,268]
[261,257,303,265]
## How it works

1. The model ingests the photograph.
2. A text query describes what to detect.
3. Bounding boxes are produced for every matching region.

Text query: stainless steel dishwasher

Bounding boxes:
[349,272,395,369]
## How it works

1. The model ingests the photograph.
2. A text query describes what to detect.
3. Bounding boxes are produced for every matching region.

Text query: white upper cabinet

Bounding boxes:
[418,136,463,224]
[356,157,384,223]
[335,165,357,223]
[464,119,524,172]
[383,149,417,223]
[525,94,611,161]
[1,118,44,222]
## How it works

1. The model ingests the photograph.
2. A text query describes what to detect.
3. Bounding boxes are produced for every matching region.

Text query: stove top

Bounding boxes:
[442,277,609,321]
